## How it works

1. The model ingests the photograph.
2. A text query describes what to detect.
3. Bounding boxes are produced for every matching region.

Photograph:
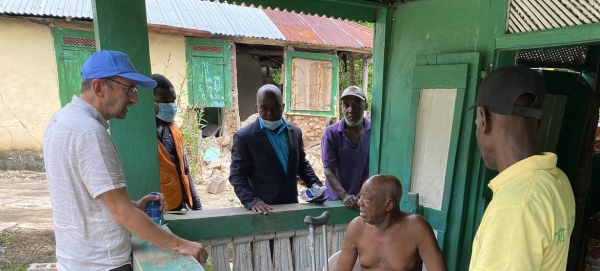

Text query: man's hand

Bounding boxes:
[176,241,208,263]
[342,194,359,209]
[134,192,166,213]
[250,201,273,215]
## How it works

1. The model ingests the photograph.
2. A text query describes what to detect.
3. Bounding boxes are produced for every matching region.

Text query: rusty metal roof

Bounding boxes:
[264,8,373,49]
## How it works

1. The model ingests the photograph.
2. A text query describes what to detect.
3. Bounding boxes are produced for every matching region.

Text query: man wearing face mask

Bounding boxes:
[152,74,202,211]
[230,84,323,215]
[321,86,370,209]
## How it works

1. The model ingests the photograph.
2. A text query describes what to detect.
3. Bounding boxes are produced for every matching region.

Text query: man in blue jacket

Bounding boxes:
[229,84,322,214]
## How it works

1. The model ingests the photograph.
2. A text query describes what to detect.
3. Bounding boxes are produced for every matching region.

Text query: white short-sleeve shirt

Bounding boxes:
[43,96,131,271]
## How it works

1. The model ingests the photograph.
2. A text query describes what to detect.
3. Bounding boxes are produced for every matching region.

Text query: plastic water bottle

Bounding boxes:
[145,192,162,225]
[300,186,327,201]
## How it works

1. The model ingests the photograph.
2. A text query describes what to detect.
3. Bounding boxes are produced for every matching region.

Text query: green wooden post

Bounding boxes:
[369,6,392,176]
[91,0,160,200]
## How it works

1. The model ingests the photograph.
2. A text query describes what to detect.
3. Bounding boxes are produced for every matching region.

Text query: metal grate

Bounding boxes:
[193,46,222,53]
[507,0,600,33]
[62,37,95,47]
[517,46,587,66]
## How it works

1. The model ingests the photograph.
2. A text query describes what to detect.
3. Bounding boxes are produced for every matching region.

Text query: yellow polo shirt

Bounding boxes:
[469,153,575,271]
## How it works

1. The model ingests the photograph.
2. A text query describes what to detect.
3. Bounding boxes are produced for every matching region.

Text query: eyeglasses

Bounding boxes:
[104,77,137,96]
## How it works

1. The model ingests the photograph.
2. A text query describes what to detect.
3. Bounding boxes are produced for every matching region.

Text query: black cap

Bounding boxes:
[467,66,547,118]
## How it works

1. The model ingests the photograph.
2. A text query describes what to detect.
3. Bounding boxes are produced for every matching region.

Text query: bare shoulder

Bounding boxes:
[403,213,434,233]
[345,216,366,238]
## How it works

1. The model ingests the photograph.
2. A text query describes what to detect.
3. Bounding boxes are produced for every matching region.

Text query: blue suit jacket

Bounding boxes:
[229,119,321,209]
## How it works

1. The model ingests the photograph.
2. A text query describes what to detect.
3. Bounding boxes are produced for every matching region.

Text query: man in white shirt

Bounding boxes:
[43,50,207,271]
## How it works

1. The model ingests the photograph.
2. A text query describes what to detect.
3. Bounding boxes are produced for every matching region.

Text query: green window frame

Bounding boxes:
[284,51,339,117]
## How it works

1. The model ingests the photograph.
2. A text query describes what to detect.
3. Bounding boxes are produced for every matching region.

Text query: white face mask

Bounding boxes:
[262,118,283,130]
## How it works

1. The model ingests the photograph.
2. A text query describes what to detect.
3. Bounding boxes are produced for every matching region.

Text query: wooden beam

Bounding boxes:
[166,202,358,241]
[237,49,284,56]
[147,24,211,38]
[231,36,373,55]
[495,23,600,50]
[369,6,392,175]
[349,54,356,86]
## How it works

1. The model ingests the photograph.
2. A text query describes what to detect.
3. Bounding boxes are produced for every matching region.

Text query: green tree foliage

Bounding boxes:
[338,58,373,106]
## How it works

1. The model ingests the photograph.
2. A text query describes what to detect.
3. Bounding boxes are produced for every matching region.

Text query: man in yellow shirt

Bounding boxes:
[468,66,576,270]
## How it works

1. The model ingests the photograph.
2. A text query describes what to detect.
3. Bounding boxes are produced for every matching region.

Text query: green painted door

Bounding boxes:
[402,53,483,270]
[190,56,226,107]
[186,38,232,109]
[51,28,95,107]
[59,49,93,106]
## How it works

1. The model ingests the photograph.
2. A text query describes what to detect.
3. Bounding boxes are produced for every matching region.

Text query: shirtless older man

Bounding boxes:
[334,175,447,271]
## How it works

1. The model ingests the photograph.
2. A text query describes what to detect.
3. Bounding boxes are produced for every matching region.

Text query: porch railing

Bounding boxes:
[132,201,358,271]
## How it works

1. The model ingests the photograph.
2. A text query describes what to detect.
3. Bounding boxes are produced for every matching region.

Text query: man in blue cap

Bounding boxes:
[43,50,207,271]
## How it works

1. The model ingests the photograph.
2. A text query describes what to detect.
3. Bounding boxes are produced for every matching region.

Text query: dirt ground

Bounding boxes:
[0,170,241,270]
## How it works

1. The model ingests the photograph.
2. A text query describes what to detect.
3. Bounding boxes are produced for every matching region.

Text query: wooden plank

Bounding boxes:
[274,231,295,271]
[406,192,420,215]
[441,87,467,211]
[421,207,448,232]
[233,236,254,271]
[210,238,232,271]
[412,64,469,89]
[368,6,392,176]
[252,233,274,271]
[495,22,600,50]
[293,229,311,271]
[331,224,348,253]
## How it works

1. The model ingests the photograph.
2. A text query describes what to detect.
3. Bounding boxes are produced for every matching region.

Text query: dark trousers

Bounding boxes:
[109,264,133,271]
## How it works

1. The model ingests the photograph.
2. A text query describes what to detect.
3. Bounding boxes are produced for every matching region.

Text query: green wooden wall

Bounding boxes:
[375,1,496,270]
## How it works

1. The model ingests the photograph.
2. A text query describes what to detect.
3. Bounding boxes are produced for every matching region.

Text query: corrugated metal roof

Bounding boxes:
[145,0,284,39]
[264,8,373,49]
[0,0,92,19]
[0,0,284,40]
[0,0,373,49]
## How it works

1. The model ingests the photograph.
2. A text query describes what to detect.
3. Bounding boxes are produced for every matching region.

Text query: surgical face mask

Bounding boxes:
[262,118,283,130]
[156,103,178,123]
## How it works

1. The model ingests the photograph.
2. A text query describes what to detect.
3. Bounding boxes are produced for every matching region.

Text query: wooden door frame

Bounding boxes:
[403,52,482,269]
[493,37,600,270]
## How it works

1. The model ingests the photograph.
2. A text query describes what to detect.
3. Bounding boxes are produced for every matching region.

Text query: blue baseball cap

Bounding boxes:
[81,50,157,89]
